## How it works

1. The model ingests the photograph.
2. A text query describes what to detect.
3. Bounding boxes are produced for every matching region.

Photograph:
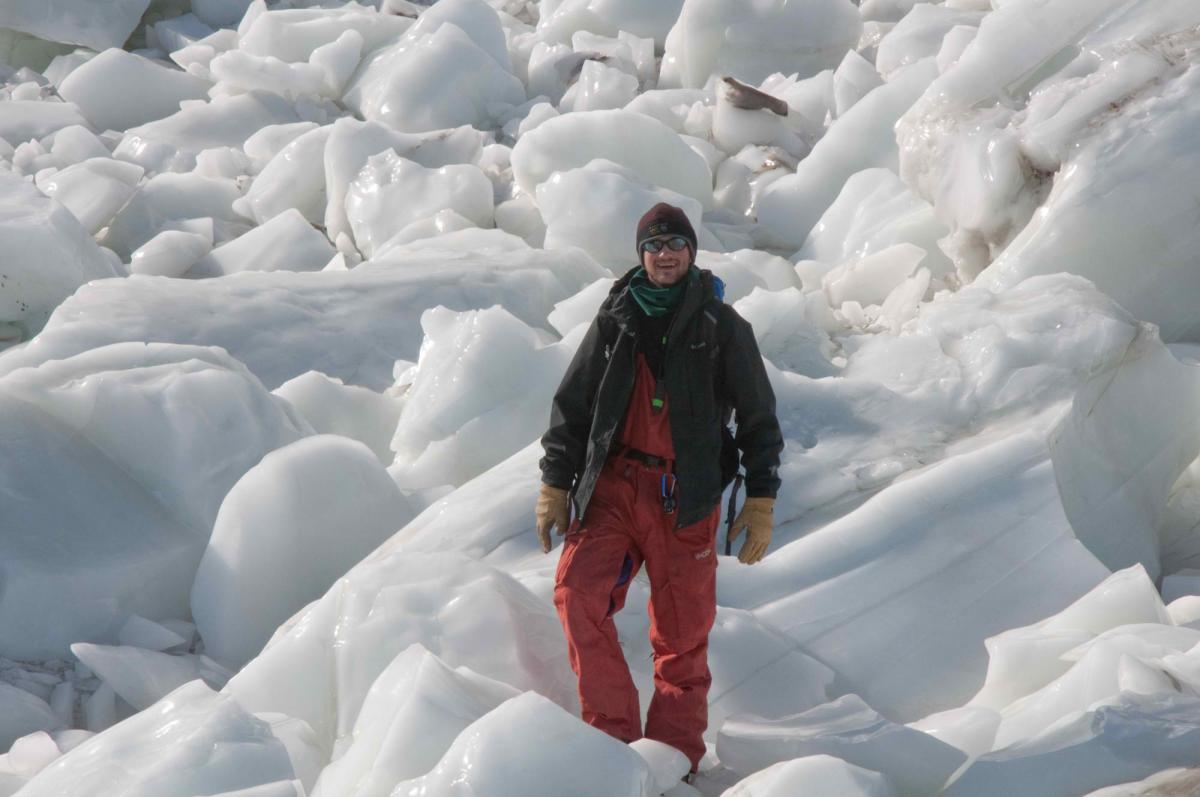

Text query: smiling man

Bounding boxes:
[536,202,784,778]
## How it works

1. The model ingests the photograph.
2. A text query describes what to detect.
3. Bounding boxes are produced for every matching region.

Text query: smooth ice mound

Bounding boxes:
[511,109,714,210]
[17,681,301,797]
[391,692,653,796]
[191,435,414,669]
[0,343,309,660]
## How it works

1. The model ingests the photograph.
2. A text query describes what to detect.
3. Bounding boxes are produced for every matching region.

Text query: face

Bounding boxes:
[640,235,692,287]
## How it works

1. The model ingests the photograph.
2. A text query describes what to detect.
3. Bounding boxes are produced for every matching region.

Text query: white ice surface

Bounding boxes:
[718,693,965,792]
[721,754,898,797]
[0,343,309,659]
[309,644,520,796]
[659,0,862,90]
[191,435,414,669]
[187,208,335,277]
[57,49,211,134]
[6,0,1200,792]
[35,158,144,236]
[0,173,119,340]
[758,58,939,250]
[272,371,402,465]
[511,109,714,210]
[393,692,652,796]
[537,159,710,270]
[16,681,300,797]
[0,0,151,52]
[0,247,605,390]
[69,643,230,711]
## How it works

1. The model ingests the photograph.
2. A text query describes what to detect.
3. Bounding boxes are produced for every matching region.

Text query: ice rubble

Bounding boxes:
[0,343,310,660]
[0,0,152,52]
[57,49,211,134]
[0,247,606,390]
[3,0,1200,793]
[658,0,862,90]
[0,173,120,339]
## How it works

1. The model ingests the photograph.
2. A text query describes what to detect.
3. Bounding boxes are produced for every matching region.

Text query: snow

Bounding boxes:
[4,0,1200,793]
[191,435,414,669]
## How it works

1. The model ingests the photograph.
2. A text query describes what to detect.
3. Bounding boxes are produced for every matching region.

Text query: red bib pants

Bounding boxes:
[553,356,720,770]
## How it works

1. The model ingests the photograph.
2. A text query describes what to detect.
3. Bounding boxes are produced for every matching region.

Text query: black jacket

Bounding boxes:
[540,266,783,528]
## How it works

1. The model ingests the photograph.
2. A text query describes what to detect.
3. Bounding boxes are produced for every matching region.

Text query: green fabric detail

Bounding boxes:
[629,266,694,317]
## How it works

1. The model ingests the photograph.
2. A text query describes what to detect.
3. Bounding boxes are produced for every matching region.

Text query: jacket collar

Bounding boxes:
[601,265,711,344]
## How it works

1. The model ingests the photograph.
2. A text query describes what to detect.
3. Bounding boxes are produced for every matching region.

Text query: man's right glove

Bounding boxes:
[535,484,571,553]
[728,496,774,564]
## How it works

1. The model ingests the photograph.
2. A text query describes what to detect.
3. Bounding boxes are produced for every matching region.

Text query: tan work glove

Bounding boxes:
[728,496,774,564]
[535,484,571,553]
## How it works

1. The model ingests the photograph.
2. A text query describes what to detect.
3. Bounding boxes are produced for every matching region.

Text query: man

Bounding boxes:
[535,202,784,775]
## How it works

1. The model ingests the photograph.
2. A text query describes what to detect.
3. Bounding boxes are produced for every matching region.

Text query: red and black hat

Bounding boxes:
[635,202,697,259]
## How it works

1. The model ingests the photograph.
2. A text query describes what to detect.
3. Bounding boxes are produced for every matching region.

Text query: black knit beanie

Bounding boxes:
[635,202,697,260]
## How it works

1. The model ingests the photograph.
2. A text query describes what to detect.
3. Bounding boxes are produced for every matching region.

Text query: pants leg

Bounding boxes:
[553,466,645,742]
[640,495,720,771]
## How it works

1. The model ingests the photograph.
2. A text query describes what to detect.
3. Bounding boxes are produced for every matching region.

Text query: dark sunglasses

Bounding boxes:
[641,236,690,254]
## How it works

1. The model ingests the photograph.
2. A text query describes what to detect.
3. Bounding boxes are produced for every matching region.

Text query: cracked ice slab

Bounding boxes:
[0,0,153,52]
[0,247,608,391]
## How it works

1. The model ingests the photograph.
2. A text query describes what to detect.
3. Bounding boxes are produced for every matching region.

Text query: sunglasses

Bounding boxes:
[641,236,691,254]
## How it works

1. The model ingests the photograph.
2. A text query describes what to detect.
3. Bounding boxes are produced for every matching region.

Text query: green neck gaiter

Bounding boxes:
[629,267,692,317]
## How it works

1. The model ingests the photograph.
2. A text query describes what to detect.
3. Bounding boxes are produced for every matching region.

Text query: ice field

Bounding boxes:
[2,0,1200,794]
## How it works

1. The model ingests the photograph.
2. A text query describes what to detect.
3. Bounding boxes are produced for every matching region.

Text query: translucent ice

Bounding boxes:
[18,681,299,797]
[391,692,652,796]
[0,172,119,340]
[191,435,414,669]
[537,159,710,270]
[511,109,714,210]
[658,0,861,90]
[187,208,335,277]
[57,49,211,133]
[344,152,494,259]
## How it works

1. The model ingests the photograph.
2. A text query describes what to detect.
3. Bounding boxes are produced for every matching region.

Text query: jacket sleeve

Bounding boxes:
[539,315,609,490]
[720,307,783,498]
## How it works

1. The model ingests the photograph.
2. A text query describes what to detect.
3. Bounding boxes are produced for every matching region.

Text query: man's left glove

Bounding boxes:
[728,496,774,564]
[535,484,571,553]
